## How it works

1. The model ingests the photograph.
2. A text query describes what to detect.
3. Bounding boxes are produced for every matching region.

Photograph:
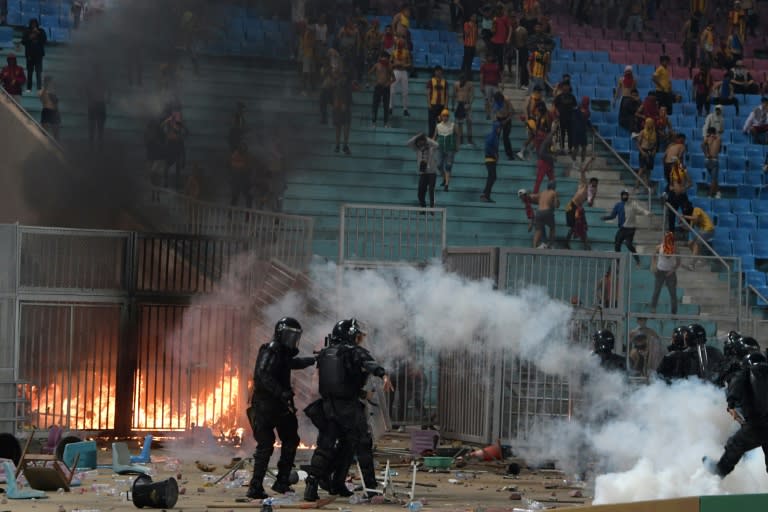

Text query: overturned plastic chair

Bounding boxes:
[63,441,98,470]
[2,461,47,499]
[130,434,153,464]
[40,426,62,455]
[112,442,150,475]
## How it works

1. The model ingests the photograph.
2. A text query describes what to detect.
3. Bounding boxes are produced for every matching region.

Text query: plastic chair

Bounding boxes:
[732,198,752,214]
[130,435,153,464]
[716,212,737,228]
[63,441,97,469]
[40,425,62,455]
[754,242,768,260]
[112,442,150,475]
[712,199,732,215]
[741,255,757,271]
[3,461,46,499]
[0,26,13,47]
[753,199,768,215]
[712,239,733,256]
[739,214,758,230]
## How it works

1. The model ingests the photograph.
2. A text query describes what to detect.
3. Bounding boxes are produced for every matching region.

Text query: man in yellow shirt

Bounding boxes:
[682,203,715,269]
[653,55,675,114]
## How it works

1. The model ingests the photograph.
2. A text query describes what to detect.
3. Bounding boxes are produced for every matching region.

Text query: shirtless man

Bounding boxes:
[369,52,395,127]
[530,182,559,248]
[565,156,598,250]
[663,133,686,191]
[453,72,474,146]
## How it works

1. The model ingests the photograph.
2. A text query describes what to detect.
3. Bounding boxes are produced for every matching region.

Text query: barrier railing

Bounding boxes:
[593,130,653,212]
[0,87,67,160]
[663,201,731,271]
[143,186,314,271]
[339,204,447,266]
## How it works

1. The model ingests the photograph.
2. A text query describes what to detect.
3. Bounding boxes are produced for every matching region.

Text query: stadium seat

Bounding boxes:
[731,229,751,241]
[731,198,752,214]
[760,215,768,229]
[739,214,758,230]
[745,172,764,187]
[712,239,733,256]
[712,200,732,215]
[738,184,760,199]
[752,199,768,215]
[691,197,712,212]
[727,154,747,172]
[754,242,768,260]
[39,14,58,29]
[741,255,757,271]
[733,239,753,258]
[716,212,737,228]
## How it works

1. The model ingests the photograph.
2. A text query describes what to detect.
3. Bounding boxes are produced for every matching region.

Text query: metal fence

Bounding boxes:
[339,204,447,266]
[142,186,314,271]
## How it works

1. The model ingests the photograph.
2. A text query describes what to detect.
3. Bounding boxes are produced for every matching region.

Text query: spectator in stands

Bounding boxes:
[663,133,686,187]
[656,106,674,149]
[619,89,642,133]
[653,56,676,114]
[533,124,556,194]
[702,126,722,198]
[481,121,501,203]
[517,85,545,160]
[530,182,559,249]
[161,109,188,189]
[564,156,597,250]
[490,6,513,72]
[624,1,644,41]
[513,21,529,90]
[743,0,758,37]
[338,18,361,81]
[229,142,253,209]
[462,14,478,75]
[427,66,448,140]
[38,75,60,141]
[614,66,638,110]
[433,109,459,191]
[681,12,701,76]
[711,71,740,115]
[382,24,395,54]
[743,97,768,143]
[635,91,660,131]
[602,189,650,267]
[0,53,26,101]
[693,65,713,116]
[682,202,715,270]
[650,232,681,315]
[389,39,411,117]
[85,63,108,151]
[300,23,317,95]
[699,23,715,69]
[332,70,353,155]
[526,22,554,53]
[569,97,592,171]
[21,18,46,92]
[392,5,411,38]
[554,80,577,155]
[702,104,725,138]
[636,117,657,190]
[453,72,474,146]
[491,91,515,160]
[406,133,439,208]
[364,20,382,74]
[725,30,744,68]
[370,52,394,128]
[666,157,692,232]
[228,101,248,153]
[478,4,494,47]
[527,42,549,95]
[731,60,759,95]
[313,15,329,53]
[728,1,746,42]
[480,54,501,120]
[71,1,84,29]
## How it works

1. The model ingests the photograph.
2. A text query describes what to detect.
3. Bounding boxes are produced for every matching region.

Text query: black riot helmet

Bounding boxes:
[745,352,768,366]
[593,330,615,354]
[740,336,761,356]
[686,323,707,347]
[331,318,367,345]
[274,317,303,351]
[724,331,742,358]
[671,326,689,350]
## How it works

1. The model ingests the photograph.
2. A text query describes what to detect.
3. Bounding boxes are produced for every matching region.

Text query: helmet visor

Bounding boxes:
[281,327,302,351]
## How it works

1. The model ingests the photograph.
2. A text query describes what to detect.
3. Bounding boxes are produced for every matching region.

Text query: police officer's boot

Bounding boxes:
[246,476,268,500]
[303,475,320,502]
[329,477,353,497]
[271,462,294,494]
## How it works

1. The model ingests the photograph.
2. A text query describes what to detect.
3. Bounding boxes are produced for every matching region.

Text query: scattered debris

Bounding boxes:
[569,490,583,498]
[195,461,217,473]
[509,492,522,500]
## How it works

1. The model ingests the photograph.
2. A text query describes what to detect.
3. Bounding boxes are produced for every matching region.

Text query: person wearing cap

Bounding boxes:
[653,55,675,114]
[433,108,459,191]
[427,65,448,140]
[743,97,768,143]
[703,105,725,138]
[602,190,651,267]
[711,70,740,115]
[731,60,758,94]
[702,126,722,198]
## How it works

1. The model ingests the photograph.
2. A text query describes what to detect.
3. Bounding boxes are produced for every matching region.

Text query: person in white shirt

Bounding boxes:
[406,133,440,208]
[702,105,725,138]
[743,97,768,142]
[432,109,459,191]
[650,232,681,315]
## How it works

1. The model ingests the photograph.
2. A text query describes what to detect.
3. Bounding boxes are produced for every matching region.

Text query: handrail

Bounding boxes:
[0,85,68,164]
[663,200,731,271]
[592,129,653,212]
[747,284,768,308]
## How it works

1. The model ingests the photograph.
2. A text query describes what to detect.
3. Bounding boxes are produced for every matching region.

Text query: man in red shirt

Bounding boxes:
[479,55,501,120]
[461,14,478,76]
[490,6,513,76]
[0,54,26,100]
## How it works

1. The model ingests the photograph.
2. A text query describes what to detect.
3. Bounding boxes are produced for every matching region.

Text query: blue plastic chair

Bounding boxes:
[741,255,757,271]
[752,200,768,215]
[716,212,737,228]
[2,461,47,499]
[712,239,733,256]
[727,154,747,172]
[739,214,758,230]
[0,26,13,47]
[745,172,764,187]
[738,184,760,199]
[732,198,752,214]
[63,441,98,470]
[731,230,751,241]
[39,13,57,28]
[712,199,732,215]
[760,215,768,230]
[130,434,153,464]
[753,243,768,260]
[691,197,712,212]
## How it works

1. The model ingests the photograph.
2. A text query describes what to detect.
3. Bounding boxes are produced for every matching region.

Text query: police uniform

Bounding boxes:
[247,317,315,499]
[708,355,768,477]
[656,345,691,381]
[304,320,387,502]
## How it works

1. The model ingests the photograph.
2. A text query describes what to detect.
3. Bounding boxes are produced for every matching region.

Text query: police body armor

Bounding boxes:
[317,344,355,400]
[749,362,768,419]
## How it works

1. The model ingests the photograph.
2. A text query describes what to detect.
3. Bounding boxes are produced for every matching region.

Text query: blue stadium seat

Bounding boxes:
[49,27,71,42]
[428,53,445,67]
[733,239,753,256]
[0,26,13,47]
[724,171,746,186]
[741,255,757,271]
[745,172,764,187]
[261,19,279,33]
[760,215,768,230]
[412,52,428,68]
[753,199,768,215]
[428,41,445,54]
[716,212,737,228]
[738,184,760,199]
[6,10,24,25]
[691,197,712,212]
[727,154,747,172]
[739,214,758,230]
[580,74,598,87]
[438,30,455,42]
[597,74,614,87]
[712,239,733,256]
[594,86,613,100]
[689,168,708,184]
[731,229,751,241]
[612,138,630,153]
[39,13,57,29]
[712,199,732,215]
[445,54,461,70]
[754,242,768,260]
[732,198,752,214]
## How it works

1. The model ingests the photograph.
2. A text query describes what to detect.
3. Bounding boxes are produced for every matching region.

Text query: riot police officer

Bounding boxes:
[684,323,724,380]
[704,352,768,477]
[718,332,760,387]
[592,330,625,372]
[656,326,690,381]
[246,317,315,500]
[303,319,392,502]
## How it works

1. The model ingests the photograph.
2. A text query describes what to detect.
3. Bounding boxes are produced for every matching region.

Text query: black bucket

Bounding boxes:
[132,474,179,509]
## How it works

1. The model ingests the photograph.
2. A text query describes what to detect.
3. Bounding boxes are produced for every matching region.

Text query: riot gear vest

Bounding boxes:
[749,363,768,419]
[317,344,355,399]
